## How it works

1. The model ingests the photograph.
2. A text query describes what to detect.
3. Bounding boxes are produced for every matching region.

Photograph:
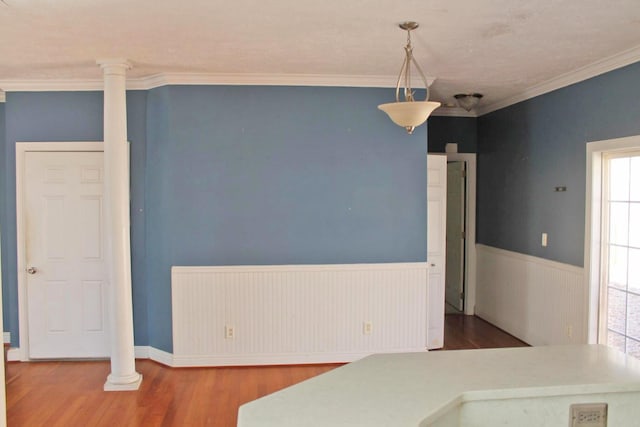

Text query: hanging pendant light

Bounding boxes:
[378,22,441,135]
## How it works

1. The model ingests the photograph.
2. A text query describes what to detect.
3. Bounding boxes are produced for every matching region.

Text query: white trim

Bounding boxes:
[7,344,409,367]
[0,80,105,92]
[7,345,172,365]
[0,73,436,92]
[585,134,640,344]
[172,262,428,275]
[478,244,584,275]
[134,346,149,359]
[171,350,419,368]
[148,347,174,367]
[3,332,9,344]
[138,73,436,90]
[478,45,640,116]
[132,346,174,366]
[431,107,477,118]
[6,347,23,362]
[445,153,477,315]
[1,44,638,117]
[15,141,104,361]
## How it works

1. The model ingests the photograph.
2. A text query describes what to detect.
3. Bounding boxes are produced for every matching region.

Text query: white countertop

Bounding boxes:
[237,345,640,426]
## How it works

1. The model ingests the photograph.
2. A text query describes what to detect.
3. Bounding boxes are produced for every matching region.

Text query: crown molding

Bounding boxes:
[477,44,640,116]
[138,73,437,90]
[2,42,638,114]
[0,79,104,92]
[0,73,436,92]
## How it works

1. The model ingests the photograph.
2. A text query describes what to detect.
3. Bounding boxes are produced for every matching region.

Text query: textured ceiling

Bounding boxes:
[1,0,640,113]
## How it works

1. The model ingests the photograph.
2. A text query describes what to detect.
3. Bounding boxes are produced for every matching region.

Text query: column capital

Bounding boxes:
[96,58,133,73]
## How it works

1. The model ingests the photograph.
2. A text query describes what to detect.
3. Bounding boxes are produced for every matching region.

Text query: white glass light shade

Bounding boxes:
[378,101,441,133]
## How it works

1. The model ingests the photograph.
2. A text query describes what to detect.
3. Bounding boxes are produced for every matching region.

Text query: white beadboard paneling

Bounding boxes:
[475,244,585,346]
[172,263,429,366]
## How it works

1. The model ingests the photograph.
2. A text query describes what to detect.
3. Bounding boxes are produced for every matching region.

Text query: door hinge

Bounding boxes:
[461,230,466,239]
[460,291,465,300]
[461,169,467,178]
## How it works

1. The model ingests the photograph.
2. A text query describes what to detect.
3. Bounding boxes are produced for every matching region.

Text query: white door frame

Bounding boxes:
[445,153,477,315]
[0,229,7,425]
[15,141,104,361]
[584,135,640,344]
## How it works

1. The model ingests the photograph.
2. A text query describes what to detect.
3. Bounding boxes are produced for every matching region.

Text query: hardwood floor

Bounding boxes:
[5,315,527,426]
[442,314,529,350]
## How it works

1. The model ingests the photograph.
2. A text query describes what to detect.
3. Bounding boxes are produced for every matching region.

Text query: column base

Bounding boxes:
[104,372,143,391]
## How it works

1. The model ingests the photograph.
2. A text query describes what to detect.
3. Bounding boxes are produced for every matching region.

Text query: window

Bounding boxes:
[600,152,640,356]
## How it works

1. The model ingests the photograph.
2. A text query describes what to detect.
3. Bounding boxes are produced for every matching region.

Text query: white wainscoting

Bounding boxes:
[171,263,429,367]
[475,244,585,346]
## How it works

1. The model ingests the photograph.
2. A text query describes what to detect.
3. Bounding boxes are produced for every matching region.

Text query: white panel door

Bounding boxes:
[445,161,466,311]
[25,151,109,358]
[427,154,447,349]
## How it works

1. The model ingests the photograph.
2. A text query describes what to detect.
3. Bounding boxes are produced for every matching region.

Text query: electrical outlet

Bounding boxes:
[542,232,548,247]
[225,325,235,339]
[363,321,373,335]
[567,325,573,339]
[570,403,607,427]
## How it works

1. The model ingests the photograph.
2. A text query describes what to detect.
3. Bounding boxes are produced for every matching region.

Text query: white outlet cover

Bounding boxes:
[570,403,607,427]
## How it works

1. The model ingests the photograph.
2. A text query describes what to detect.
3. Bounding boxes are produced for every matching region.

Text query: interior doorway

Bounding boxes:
[15,142,106,361]
[443,152,476,316]
[445,161,466,313]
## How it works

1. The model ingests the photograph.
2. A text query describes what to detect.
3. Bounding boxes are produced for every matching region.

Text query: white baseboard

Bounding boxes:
[133,346,409,367]
[171,348,424,367]
[148,347,174,366]
[3,332,10,344]
[7,347,23,361]
[134,346,149,359]
[5,345,170,365]
[5,345,394,367]
[135,346,173,367]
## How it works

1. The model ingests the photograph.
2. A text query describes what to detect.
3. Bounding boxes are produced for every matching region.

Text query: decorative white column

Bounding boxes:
[97,58,142,391]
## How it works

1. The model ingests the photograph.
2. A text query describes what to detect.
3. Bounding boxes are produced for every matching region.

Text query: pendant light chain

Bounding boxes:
[394,24,430,104]
[404,29,414,102]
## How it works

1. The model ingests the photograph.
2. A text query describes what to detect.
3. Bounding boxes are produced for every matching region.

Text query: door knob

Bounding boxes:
[430,263,436,267]
[27,267,37,275]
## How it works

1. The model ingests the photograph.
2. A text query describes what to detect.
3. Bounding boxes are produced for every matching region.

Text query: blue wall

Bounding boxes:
[144,85,429,351]
[0,86,428,352]
[3,60,640,352]
[477,61,640,266]
[0,91,149,346]
[428,116,477,153]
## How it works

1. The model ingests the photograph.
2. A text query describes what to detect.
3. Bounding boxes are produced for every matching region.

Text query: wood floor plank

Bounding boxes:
[6,315,527,426]
[442,314,528,350]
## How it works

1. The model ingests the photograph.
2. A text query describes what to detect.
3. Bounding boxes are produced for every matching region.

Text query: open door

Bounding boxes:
[427,154,447,349]
[445,161,466,312]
